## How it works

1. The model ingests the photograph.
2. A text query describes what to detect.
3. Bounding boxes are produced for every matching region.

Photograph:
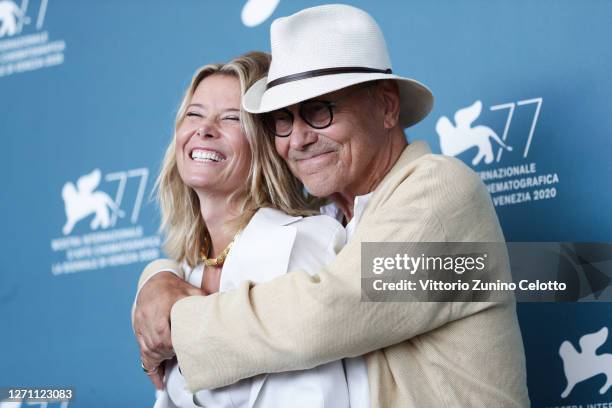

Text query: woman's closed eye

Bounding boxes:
[186,111,204,119]
[222,115,240,122]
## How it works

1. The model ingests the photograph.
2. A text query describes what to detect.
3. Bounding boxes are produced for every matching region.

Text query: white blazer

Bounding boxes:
[155,208,349,408]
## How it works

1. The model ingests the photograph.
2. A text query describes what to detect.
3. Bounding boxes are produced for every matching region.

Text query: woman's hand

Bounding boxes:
[133,271,205,389]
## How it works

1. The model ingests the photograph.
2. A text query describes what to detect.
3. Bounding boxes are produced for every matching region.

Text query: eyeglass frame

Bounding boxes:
[262,82,376,138]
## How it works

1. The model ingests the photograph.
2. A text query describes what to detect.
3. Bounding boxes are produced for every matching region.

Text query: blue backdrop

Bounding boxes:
[2,0,611,406]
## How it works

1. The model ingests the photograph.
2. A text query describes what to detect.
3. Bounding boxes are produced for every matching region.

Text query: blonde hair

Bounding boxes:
[155,51,319,267]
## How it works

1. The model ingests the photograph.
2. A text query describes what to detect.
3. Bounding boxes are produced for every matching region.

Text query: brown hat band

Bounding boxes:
[266,67,393,89]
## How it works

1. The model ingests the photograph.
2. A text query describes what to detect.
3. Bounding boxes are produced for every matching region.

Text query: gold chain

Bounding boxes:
[200,230,241,267]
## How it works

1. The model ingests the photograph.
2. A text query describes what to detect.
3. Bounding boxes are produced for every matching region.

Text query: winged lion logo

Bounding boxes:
[61,169,124,235]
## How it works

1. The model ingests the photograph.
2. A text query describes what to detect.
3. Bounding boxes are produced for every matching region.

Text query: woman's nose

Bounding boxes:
[195,123,218,138]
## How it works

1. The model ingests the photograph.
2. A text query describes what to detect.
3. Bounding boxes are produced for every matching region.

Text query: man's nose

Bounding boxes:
[289,115,318,150]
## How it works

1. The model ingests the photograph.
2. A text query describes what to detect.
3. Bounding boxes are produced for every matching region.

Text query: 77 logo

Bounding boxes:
[436,98,543,166]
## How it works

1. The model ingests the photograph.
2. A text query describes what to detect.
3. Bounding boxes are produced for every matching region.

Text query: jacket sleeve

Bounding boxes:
[171,155,505,392]
[131,258,183,329]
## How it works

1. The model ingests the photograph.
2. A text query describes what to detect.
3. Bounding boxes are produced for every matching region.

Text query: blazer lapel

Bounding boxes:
[219,208,301,291]
[218,208,302,407]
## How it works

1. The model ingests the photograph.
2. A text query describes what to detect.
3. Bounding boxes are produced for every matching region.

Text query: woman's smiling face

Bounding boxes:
[175,74,251,197]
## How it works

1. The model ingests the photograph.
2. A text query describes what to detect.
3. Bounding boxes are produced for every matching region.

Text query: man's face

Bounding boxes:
[273,84,386,198]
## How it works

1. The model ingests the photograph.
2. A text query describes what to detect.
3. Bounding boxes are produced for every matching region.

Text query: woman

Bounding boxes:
[150,51,350,407]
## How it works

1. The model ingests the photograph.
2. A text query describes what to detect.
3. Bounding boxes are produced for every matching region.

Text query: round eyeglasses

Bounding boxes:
[262,83,374,137]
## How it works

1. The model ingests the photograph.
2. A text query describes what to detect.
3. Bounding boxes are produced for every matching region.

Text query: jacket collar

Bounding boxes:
[255,207,303,226]
[384,140,431,183]
[363,140,432,215]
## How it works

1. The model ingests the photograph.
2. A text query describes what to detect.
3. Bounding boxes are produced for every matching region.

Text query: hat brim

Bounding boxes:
[243,72,434,128]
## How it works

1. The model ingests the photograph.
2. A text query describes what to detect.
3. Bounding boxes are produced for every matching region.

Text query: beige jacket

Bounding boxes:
[137,141,530,407]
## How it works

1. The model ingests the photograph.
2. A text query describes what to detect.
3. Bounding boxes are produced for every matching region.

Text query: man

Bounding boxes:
[134,4,529,407]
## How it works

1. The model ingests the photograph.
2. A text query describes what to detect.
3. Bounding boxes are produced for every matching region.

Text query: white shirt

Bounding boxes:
[321,193,372,408]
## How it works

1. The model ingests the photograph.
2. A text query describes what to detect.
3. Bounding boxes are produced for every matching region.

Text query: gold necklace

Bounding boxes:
[200,230,241,267]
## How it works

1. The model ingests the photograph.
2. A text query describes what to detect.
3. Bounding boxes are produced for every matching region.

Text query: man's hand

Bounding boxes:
[133,271,204,389]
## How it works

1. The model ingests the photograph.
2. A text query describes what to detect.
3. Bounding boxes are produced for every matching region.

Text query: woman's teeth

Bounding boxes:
[191,150,226,162]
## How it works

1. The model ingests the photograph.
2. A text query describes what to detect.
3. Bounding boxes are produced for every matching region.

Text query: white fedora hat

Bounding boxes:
[243,4,434,128]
